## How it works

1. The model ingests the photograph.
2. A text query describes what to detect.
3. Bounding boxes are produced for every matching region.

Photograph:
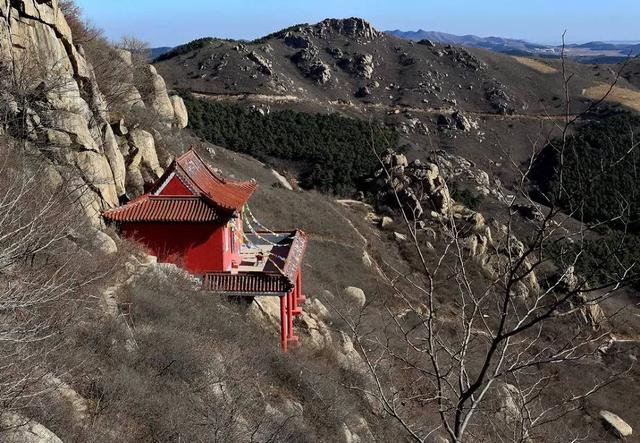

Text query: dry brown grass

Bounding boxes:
[512,56,558,74]
[582,84,640,112]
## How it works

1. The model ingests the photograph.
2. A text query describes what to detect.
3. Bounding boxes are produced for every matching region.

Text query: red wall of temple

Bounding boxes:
[121,222,231,273]
[158,174,192,196]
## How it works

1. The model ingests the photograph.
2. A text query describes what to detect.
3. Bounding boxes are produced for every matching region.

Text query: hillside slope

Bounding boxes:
[155,18,636,115]
[2,6,640,443]
[154,18,640,189]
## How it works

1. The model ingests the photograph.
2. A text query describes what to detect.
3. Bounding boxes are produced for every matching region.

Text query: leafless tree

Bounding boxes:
[0,44,112,425]
[0,140,110,416]
[59,0,102,45]
[335,43,639,442]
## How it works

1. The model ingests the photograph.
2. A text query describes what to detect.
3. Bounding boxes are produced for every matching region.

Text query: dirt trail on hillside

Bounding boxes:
[193,91,579,122]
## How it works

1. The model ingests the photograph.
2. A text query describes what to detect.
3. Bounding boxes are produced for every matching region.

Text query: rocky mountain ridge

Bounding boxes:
[154,17,640,189]
[386,29,640,63]
[155,17,635,115]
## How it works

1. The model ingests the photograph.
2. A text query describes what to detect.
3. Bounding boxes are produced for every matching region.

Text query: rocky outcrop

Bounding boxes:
[485,81,515,115]
[343,286,366,308]
[125,128,163,196]
[271,168,293,190]
[111,48,145,114]
[353,53,374,79]
[600,410,632,438]
[170,95,188,128]
[102,124,127,196]
[1,413,63,443]
[0,1,185,225]
[430,150,508,202]
[336,52,374,79]
[144,65,175,123]
[291,47,332,84]
[364,149,541,298]
[284,33,312,49]
[247,50,273,75]
[367,150,452,219]
[315,18,381,41]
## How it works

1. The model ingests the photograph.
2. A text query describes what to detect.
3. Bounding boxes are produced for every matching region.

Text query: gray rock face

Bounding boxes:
[486,81,515,115]
[73,150,119,207]
[111,48,146,113]
[452,111,476,131]
[354,53,374,79]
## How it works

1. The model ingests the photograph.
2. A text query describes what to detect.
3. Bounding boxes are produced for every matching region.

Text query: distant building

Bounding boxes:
[103,149,307,351]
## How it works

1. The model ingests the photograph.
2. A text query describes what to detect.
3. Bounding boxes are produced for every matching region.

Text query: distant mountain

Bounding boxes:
[386,30,640,63]
[386,29,549,55]
[149,46,173,59]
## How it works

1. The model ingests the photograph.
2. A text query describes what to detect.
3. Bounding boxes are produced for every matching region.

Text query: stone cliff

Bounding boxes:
[0,0,188,225]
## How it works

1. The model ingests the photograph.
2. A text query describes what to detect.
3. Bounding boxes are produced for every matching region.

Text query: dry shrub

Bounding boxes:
[0,140,111,418]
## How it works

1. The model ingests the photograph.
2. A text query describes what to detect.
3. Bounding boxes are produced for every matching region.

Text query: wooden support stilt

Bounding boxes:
[280,294,288,352]
[296,271,306,303]
[287,289,296,343]
[280,271,306,351]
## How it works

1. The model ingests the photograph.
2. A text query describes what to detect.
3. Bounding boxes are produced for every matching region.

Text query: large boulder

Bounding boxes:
[90,228,118,255]
[110,48,146,114]
[292,48,332,84]
[50,112,99,152]
[128,128,163,178]
[73,150,119,208]
[170,95,188,129]
[145,65,175,123]
[354,53,374,79]
[368,150,451,219]
[343,286,366,308]
[1,413,63,443]
[102,124,126,196]
[271,169,293,190]
[600,410,632,438]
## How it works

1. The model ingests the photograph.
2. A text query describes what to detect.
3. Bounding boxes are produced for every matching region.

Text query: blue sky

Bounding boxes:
[75,0,640,47]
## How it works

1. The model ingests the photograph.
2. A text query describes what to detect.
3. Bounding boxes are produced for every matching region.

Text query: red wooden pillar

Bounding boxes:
[280,294,288,352]
[280,271,305,352]
[296,271,306,304]
[287,289,298,344]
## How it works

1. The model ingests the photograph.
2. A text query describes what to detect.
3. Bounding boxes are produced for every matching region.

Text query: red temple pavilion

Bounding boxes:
[102,149,307,351]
